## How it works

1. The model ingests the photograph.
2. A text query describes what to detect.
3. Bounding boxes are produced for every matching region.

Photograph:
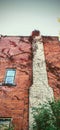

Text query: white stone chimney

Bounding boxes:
[29,31,54,130]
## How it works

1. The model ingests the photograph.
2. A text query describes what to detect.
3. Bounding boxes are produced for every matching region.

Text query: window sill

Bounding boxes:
[0,82,16,87]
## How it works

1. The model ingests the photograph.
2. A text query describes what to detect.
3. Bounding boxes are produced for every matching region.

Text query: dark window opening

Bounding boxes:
[0,118,12,130]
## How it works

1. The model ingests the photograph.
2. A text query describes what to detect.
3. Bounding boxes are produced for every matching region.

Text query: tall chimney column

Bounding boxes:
[29,31,54,130]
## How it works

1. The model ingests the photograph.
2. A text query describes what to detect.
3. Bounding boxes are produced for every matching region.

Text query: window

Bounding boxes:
[4,69,16,85]
[0,118,12,129]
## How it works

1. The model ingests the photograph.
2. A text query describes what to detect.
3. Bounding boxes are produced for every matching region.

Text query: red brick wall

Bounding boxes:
[43,36,60,99]
[0,36,32,130]
[0,34,60,130]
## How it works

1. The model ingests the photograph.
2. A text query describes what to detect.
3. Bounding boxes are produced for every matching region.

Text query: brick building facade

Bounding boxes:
[0,36,32,130]
[0,31,60,130]
[43,36,60,99]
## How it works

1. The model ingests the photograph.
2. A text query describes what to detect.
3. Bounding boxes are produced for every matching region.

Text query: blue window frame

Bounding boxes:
[4,69,16,85]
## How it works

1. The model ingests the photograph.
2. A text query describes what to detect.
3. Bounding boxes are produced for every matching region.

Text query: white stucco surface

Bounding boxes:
[29,38,54,130]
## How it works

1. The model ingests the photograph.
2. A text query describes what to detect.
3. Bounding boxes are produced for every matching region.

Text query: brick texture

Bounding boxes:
[0,36,32,130]
[43,36,60,99]
[0,34,60,130]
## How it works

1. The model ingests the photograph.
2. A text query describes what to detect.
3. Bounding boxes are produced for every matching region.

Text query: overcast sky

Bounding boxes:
[0,0,60,36]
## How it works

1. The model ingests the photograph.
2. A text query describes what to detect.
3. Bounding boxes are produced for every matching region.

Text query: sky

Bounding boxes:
[0,0,60,36]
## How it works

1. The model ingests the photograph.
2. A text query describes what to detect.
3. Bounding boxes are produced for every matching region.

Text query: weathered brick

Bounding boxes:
[43,36,60,99]
[0,36,32,130]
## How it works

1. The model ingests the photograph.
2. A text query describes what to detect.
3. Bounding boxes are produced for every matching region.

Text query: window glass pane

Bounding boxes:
[5,76,14,84]
[5,69,16,85]
[6,69,15,77]
[0,118,11,129]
